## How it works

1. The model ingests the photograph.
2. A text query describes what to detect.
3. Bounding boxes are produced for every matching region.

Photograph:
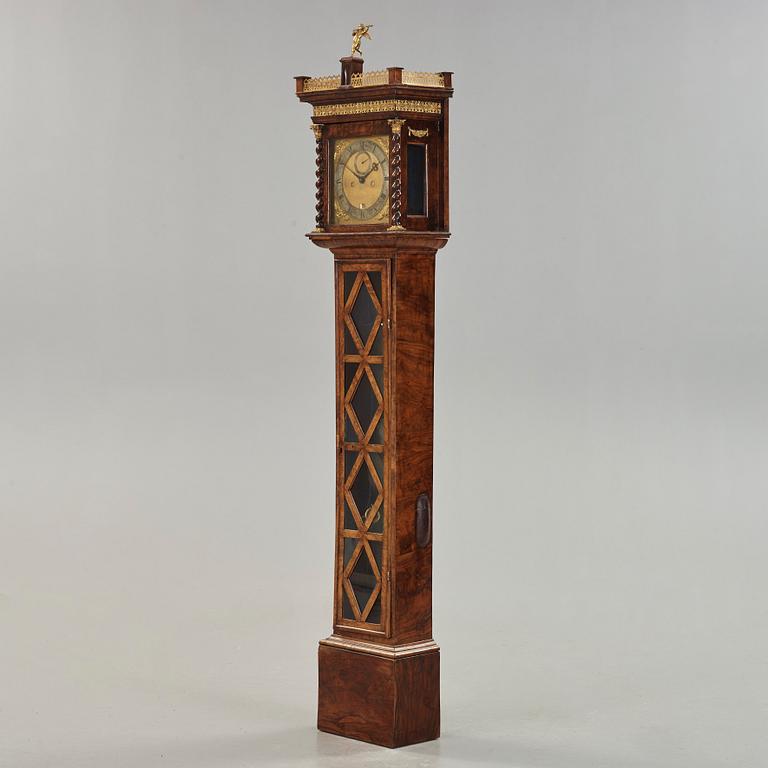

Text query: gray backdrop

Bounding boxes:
[1,2,766,767]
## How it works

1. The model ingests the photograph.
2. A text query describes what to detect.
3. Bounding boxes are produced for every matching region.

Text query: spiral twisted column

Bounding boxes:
[387,119,405,231]
[311,123,325,231]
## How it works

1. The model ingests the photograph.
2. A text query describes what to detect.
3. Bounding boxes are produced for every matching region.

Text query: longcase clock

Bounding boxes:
[295,30,453,748]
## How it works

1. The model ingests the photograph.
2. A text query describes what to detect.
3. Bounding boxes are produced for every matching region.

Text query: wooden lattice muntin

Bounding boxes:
[337,265,388,629]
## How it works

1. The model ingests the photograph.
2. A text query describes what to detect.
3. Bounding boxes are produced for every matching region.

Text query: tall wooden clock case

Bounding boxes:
[295,38,453,749]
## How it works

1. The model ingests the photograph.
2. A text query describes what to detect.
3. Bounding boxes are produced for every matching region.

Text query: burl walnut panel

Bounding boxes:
[391,253,435,645]
[318,644,440,748]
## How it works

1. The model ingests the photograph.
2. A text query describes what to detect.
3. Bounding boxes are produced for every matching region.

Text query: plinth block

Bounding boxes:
[317,640,440,748]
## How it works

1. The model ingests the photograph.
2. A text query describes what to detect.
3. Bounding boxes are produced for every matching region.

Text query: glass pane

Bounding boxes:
[407,144,427,215]
[369,324,383,355]
[366,594,381,624]
[344,451,359,529]
[350,546,376,616]
[345,362,359,392]
[350,459,378,524]
[351,370,380,437]
[366,273,383,355]
[343,271,357,300]
[342,589,356,620]
[344,498,357,530]
[345,449,358,476]
[350,282,378,346]
[369,364,385,443]
[367,452,384,532]
[345,363,363,442]
[369,450,384,481]
[343,536,359,566]
[369,540,382,571]
[367,271,382,301]
[344,323,357,354]
[370,363,384,395]
[344,412,358,443]
[367,507,383,533]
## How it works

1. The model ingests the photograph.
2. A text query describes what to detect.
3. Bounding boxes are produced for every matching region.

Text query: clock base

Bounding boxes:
[317,637,440,748]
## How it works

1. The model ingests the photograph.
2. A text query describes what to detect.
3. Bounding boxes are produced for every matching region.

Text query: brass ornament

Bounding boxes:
[310,123,323,139]
[334,199,352,224]
[408,127,429,138]
[351,70,388,87]
[303,74,341,93]
[388,118,405,136]
[314,100,441,118]
[302,70,446,93]
[351,23,373,57]
[402,71,445,88]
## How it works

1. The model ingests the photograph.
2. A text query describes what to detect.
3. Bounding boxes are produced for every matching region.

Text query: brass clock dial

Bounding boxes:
[332,136,389,225]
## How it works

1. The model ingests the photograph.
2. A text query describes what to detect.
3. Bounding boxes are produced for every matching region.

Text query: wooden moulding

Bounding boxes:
[308,230,450,253]
[317,642,440,748]
[296,83,453,107]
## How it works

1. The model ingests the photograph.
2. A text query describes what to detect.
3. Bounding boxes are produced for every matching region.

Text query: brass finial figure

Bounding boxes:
[351,23,373,57]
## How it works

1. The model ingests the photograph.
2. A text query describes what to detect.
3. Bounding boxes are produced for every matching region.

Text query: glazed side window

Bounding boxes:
[406,143,427,216]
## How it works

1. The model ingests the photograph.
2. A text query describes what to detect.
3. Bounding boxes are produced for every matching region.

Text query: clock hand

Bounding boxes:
[352,151,373,180]
[357,162,380,184]
[344,165,367,185]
